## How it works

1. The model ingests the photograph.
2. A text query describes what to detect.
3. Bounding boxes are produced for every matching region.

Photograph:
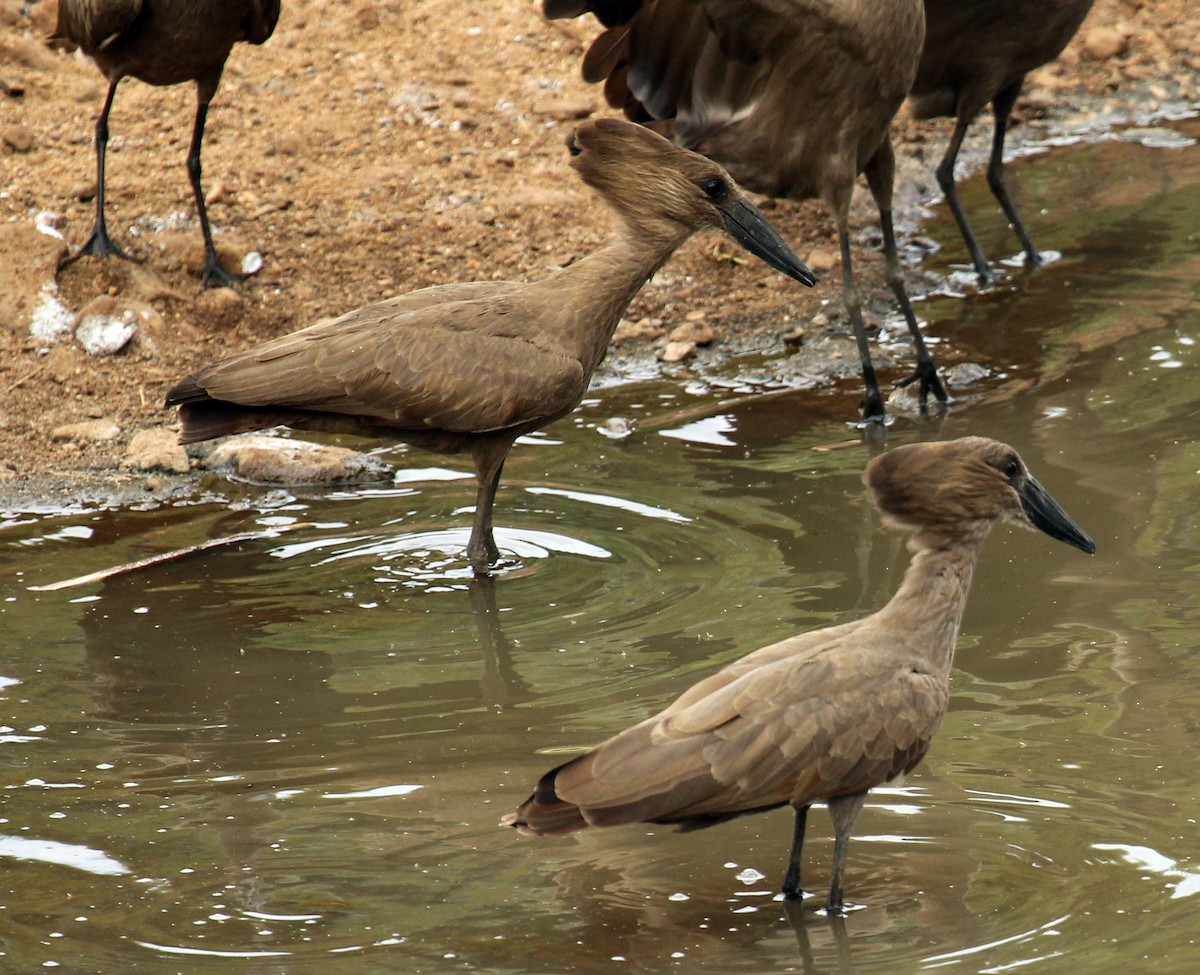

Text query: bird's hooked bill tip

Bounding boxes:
[1020,475,1096,555]
[721,199,816,287]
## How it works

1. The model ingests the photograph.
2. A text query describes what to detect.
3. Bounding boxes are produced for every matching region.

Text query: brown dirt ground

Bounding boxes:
[0,0,1196,506]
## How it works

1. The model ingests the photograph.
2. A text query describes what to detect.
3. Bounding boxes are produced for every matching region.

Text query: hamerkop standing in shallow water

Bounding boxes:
[166,119,815,573]
[911,0,1095,282]
[543,0,948,422]
[505,436,1095,912]
[55,0,281,287]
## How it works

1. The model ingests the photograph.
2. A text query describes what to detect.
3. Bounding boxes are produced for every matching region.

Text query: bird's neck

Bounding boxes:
[542,221,689,372]
[873,526,990,675]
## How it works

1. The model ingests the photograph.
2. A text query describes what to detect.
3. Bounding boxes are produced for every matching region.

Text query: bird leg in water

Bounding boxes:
[865,143,949,409]
[187,73,241,290]
[987,78,1043,271]
[836,228,887,425]
[64,78,129,265]
[936,115,996,284]
[825,792,867,915]
[782,803,811,898]
[468,437,515,574]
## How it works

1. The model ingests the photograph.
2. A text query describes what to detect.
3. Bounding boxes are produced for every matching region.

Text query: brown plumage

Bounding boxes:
[544,0,948,422]
[55,0,280,287]
[911,0,1095,282]
[165,118,814,573]
[504,436,1095,912]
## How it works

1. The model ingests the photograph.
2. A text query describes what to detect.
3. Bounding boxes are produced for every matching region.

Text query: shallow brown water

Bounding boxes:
[1,116,1197,974]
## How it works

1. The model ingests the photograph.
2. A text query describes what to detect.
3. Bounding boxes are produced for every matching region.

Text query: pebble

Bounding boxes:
[613,317,665,343]
[122,429,190,474]
[1081,28,1128,61]
[204,435,395,485]
[2,124,33,152]
[195,287,244,327]
[68,180,97,202]
[73,297,163,356]
[805,247,839,273]
[204,179,227,205]
[597,417,638,440]
[530,97,595,121]
[658,340,697,363]
[782,326,806,346]
[50,419,121,443]
[668,320,715,345]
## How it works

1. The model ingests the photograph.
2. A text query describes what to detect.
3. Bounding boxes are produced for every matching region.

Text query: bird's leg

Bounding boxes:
[467,440,513,574]
[187,76,240,290]
[824,792,867,916]
[987,77,1041,270]
[64,77,128,265]
[781,804,810,898]
[836,227,886,425]
[864,143,948,409]
[936,115,996,284]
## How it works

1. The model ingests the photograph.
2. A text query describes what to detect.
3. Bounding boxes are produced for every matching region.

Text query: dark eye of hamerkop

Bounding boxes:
[701,177,725,199]
[1004,457,1021,478]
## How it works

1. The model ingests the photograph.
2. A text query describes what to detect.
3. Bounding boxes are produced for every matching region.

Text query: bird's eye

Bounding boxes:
[699,177,726,199]
[1003,457,1021,479]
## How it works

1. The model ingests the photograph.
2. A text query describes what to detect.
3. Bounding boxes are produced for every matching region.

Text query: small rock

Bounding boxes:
[805,247,839,273]
[612,317,665,343]
[668,320,715,345]
[194,286,244,327]
[597,417,638,440]
[1081,27,1128,61]
[205,435,395,485]
[2,123,32,152]
[782,326,806,346]
[658,340,697,363]
[123,429,190,474]
[204,178,227,205]
[944,362,991,386]
[50,418,121,443]
[74,296,163,356]
[240,251,264,276]
[69,181,97,203]
[531,97,595,121]
[180,239,249,279]
[685,310,707,322]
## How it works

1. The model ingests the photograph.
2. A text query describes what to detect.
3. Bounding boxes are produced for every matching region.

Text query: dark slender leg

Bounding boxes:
[935,115,996,284]
[64,77,129,264]
[782,804,810,898]
[187,79,240,289]
[831,199,886,425]
[468,439,513,574]
[987,77,1042,269]
[825,792,867,915]
[864,143,949,409]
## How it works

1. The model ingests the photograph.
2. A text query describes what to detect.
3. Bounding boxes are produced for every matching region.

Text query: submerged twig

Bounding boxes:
[28,522,314,592]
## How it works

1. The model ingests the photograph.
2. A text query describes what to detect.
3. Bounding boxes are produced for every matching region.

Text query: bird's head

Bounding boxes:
[566,118,815,286]
[863,436,1095,553]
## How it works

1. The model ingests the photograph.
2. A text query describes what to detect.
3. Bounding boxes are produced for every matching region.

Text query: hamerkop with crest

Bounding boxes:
[55,0,280,287]
[543,0,948,422]
[505,436,1094,912]
[912,0,1095,282]
[166,118,815,573]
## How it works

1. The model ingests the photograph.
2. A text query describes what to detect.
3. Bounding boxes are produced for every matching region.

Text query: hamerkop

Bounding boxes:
[543,0,948,422]
[55,0,281,287]
[165,118,815,573]
[911,0,1095,282]
[504,436,1095,912]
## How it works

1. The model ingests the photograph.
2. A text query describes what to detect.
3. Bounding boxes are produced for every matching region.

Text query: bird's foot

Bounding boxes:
[61,226,130,267]
[893,360,950,409]
[200,254,243,290]
[854,389,889,429]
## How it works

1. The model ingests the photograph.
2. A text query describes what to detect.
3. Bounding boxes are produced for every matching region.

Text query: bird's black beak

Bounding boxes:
[719,196,816,287]
[1019,474,1095,554]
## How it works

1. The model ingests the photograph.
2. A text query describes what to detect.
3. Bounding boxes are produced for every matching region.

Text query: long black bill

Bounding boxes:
[719,196,817,287]
[1019,474,1096,554]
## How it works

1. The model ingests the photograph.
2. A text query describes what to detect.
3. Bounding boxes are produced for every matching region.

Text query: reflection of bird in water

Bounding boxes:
[55,0,280,287]
[505,437,1094,913]
[469,578,534,707]
[166,118,813,574]
[543,0,948,421]
[911,0,1095,282]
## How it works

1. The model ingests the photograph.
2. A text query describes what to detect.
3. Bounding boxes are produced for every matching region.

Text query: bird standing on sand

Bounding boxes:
[166,118,815,573]
[911,0,1096,282]
[504,436,1095,913]
[544,0,948,422]
[55,0,280,287]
